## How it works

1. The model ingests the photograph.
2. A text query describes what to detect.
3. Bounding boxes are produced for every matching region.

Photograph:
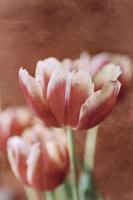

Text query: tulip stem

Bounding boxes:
[79,126,104,200]
[24,187,43,200]
[45,191,55,200]
[67,128,79,200]
[84,126,99,170]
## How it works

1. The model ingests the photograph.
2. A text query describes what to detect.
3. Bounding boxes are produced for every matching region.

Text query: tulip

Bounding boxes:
[7,124,69,191]
[19,57,121,129]
[111,54,132,90]
[0,106,33,151]
[62,52,110,76]
[79,52,132,91]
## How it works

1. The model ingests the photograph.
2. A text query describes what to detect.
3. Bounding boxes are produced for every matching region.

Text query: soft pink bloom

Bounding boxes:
[19,57,121,129]
[7,124,69,191]
[0,106,33,151]
[78,52,132,91]
[111,54,132,90]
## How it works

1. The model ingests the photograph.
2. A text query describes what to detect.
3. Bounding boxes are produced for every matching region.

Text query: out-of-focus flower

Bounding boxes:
[0,187,17,200]
[78,52,132,91]
[19,57,121,129]
[0,106,34,151]
[7,124,69,191]
[111,54,132,90]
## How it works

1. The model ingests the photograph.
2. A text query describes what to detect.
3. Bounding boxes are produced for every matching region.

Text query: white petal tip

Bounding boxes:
[18,68,30,84]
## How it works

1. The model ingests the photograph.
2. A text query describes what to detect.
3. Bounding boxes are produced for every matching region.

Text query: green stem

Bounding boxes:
[24,187,43,200]
[84,126,99,170]
[45,191,56,200]
[80,126,104,200]
[67,128,79,200]
[54,182,71,200]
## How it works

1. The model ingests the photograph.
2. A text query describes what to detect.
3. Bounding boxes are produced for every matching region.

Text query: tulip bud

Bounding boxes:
[7,124,69,191]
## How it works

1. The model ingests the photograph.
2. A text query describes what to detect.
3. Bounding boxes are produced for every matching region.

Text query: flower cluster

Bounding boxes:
[4,52,132,198]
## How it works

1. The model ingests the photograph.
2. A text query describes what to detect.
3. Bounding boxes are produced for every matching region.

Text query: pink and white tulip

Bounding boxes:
[7,124,69,191]
[19,57,121,129]
[79,52,132,91]
[0,106,33,151]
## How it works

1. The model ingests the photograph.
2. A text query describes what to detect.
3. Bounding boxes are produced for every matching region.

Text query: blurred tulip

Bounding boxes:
[111,54,132,90]
[0,187,17,200]
[79,52,132,91]
[0,106,33,151]
[7,124,69,191]
[19,57,121,129]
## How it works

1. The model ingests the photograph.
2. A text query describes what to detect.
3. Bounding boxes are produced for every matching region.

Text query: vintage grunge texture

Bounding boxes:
[0,1,133,199]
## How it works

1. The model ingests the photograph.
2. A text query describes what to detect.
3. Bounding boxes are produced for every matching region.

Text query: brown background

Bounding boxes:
[0,1,133,199]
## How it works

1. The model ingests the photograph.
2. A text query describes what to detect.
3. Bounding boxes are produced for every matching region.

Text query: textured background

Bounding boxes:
[0,1,133,199]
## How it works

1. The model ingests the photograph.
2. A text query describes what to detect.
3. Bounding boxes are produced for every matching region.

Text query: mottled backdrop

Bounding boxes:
[0,1,133,200]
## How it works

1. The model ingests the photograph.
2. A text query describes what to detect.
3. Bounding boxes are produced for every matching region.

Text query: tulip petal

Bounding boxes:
[11,106,33,133]
[27,142,68,191]
[35,57,62,98]
[46,142,67,170]
[72,59,89,72]
[47,68,67,126]
[66,70,94,127]
[62,56,89,72]
[111,54,132,86]
[88,53,110,76]
[27,143,60,191]
[77,81,121,129]
[7,137,30,184]
[19,68,46,112]
[27,143,44,190]
[19,68,59,127]
[62,58,73,71]
[79,51,91,67]
[93,64,122,90]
